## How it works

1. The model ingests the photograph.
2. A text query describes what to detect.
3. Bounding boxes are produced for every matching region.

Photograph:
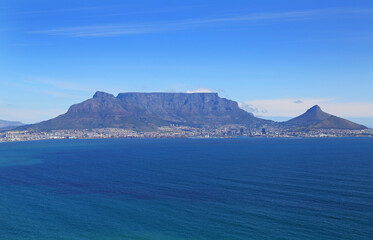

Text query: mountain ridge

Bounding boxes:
[14,93,368,131]
[19,91,269,131]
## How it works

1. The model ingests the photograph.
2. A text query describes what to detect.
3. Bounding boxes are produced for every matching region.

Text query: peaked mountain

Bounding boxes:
[19,91,270,131]
[282,105,367,130]
[284,105,331,127]
[0,119,23,130]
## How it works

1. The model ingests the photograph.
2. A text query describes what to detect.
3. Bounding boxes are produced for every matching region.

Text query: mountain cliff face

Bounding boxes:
[22,91,269,131]
[282,105,367,130]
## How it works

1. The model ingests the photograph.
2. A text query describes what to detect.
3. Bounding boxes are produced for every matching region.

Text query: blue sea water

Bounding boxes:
[0,138,373,240]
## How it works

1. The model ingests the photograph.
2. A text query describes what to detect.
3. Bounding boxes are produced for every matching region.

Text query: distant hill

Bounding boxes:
[0,120,23,130]
[19,91,270,131]
[282,105,367,130]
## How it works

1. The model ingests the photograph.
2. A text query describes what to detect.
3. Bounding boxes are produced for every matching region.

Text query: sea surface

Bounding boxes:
[0,138,373,240]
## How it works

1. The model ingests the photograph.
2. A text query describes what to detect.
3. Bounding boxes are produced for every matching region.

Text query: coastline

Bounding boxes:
[1,126,372,143]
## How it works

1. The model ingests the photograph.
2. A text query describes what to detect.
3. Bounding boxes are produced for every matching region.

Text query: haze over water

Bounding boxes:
[1,138,373,239]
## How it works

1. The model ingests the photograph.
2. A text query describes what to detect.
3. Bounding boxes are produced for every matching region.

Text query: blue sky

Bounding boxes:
[1,0,373,126]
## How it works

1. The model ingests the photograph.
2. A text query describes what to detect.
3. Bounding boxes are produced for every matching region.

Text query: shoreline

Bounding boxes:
[1,134,372,144]
[1,126,372,143]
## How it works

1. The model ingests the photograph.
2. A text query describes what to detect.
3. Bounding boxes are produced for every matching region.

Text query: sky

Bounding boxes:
[1,0,373,126]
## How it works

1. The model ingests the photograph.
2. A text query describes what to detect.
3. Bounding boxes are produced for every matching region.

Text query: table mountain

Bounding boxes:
[282,105,367,130]
[20,91,270,131]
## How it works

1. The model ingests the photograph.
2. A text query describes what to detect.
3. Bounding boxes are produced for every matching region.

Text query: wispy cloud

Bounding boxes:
[30,78,95,93]
[239,98,373,118]
[0,106,65,124]
[2,80,86,100]
[28,78,127,96]
[32,24,163,37]
[0,4,132,16]
[31,8,373,37]
[1,4,196,17]
[186,87,213,93]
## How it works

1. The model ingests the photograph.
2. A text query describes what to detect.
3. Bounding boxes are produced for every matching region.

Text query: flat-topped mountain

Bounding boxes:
[14,93,368,132]
[20,91,269,131]
[282,105,367,130]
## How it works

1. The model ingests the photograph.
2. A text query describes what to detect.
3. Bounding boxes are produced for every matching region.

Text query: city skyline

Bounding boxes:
[1,0,372,126]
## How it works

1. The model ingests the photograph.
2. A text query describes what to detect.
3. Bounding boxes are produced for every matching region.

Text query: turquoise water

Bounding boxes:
[1,138,373,239]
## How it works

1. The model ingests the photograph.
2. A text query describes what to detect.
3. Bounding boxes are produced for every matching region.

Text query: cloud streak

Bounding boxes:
[0,106,65,124]
[31,8,373,37]
[239,98,373,118]
[186,87,213,93]
[0,4,132,16]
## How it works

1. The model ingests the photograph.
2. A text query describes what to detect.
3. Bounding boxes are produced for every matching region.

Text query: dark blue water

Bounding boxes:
[1,138,373,240]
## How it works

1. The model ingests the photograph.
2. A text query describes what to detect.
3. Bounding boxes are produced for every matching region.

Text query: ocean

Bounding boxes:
[0,138,372,240]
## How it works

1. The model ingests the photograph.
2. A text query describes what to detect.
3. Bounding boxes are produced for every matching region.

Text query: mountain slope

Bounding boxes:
[312,115,367,130]
[20,91,270,131]
[283,105,367,130]
[284,105,331,127]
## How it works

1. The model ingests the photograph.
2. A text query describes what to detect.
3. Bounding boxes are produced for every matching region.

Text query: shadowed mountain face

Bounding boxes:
[312,116,367,130]
[21,92,269,131]
[283,105,367,130]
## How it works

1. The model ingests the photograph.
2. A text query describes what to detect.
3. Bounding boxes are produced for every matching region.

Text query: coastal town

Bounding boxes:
[1,125,372,142]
